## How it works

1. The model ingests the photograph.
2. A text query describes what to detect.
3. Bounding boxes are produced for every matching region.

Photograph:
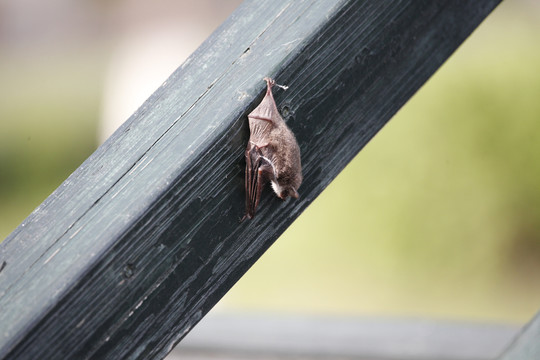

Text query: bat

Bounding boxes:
[243,77,302,220]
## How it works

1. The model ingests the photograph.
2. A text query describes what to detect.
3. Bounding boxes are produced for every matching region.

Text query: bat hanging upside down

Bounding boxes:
[243,77,302,220]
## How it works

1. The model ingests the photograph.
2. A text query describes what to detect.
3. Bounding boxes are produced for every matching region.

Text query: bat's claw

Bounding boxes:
[263,77,275,86]
[240,213,252,222]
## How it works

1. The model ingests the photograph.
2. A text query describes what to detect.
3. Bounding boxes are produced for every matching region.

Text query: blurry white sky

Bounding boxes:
[0,0,241,49]
[0,0,242,141]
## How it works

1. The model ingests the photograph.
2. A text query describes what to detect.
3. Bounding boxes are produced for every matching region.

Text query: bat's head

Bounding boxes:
[277,186,299,200]
[271,180,300,200]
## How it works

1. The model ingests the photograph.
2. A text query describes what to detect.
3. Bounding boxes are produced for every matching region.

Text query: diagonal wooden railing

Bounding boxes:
[0,1,506,359]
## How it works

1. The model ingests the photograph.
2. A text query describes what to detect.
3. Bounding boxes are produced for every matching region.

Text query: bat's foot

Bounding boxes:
[263,77,288,90]
[263,77,275,87]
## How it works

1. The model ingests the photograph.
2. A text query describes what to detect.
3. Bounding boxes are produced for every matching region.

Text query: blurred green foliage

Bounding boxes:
[0,3,539,324]
[0,51,103,238]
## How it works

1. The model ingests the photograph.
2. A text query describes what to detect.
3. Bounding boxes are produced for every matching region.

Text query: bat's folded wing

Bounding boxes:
[244,144,274,219]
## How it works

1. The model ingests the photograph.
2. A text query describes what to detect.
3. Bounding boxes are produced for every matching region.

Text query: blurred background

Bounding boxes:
[1,0,539,344]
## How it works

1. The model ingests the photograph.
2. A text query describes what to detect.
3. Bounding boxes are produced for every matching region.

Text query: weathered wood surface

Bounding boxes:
[0,0,502,359]
[499,311,540,360]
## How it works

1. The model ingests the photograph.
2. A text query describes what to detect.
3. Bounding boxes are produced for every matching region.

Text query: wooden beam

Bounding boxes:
[0,0,502,359]
[499,311,540,359]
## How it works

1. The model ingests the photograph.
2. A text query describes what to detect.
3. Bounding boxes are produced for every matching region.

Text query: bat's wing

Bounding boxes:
[243,143,275,220]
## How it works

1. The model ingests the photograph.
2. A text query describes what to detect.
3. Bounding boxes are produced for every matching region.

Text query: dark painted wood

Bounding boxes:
[0,0,503,359]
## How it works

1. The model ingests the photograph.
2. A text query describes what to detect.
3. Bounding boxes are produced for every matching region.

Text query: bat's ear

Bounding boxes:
[290,188,299,199]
